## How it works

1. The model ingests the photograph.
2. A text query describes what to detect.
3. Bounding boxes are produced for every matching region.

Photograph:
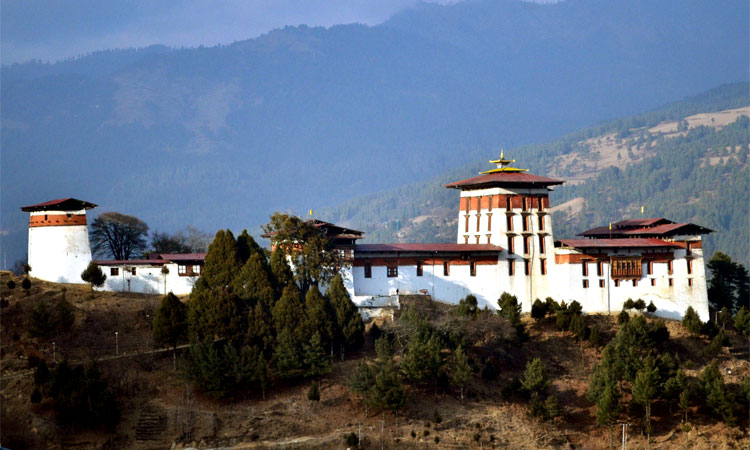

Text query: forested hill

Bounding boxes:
[322,83,750,268]
[1,0,747,268]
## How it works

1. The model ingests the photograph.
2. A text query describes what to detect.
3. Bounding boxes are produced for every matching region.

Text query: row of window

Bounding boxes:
[582,278,690,288]
[109,264,202,277]
[581,259,690,277]
[464,212,545,233]
[464,195,547,213]
[363,258,548,278]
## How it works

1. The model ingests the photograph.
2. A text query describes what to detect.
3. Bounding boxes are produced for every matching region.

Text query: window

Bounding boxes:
[465,215,470,233]
[583,280,589,288]
[647,261,653,275]
[522,215,529,232]
[651,279,656,287]
[633,279,638,287]
[597,261,603,277]
[688,278,693,287]
[443,261,450,276]
[178,265,187,275]
[470,262,477,277]
[614,279,620,287]
[523,236,531,255]
[505,196,511,210]
[668,278,673,287]
[582,262,588,277]
[538,215,545,231]
[192,265,201,275]
[667,260,673,274]
[508,259,515,276]
[537,196,543,210]
[387,266,398,278]
[464,236,469,244]
[476,236,480,244]
[599,279,605,288]
[611,257,643,278]
[540,259,547,275]
[522,197,529,212]
[687,259,693,275]
[506,215,513,231]
[538,236,546,254]
[476,214,481,232]
[686,242,692,256]
[416,261,423,277]
[130,267,136,275]
[364,263,372,278]
[110,267,119,276]
[507,235,514,253]
[487,235,492,244]
[524,259,530,275]
[487,213,492,231]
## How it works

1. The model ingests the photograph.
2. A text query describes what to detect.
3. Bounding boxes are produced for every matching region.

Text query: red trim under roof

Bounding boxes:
[93,259,169,265]
[21,198,97,212]
[557,238,681,249]
[356,243,503,252]
[159,253,207,261]
[446,172,564,190]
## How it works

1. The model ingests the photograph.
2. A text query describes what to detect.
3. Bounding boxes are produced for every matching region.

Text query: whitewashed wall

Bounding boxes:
[96,262,198,296]
[28,210,91,284]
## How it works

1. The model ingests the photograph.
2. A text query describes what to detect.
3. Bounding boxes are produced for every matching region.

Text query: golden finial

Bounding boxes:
[481,150,528,174]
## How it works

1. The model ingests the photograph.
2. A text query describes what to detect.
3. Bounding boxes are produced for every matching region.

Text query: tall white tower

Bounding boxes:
[21,198,97,284]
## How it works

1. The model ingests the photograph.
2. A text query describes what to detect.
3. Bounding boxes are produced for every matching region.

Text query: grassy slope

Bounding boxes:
[2,273,748,449]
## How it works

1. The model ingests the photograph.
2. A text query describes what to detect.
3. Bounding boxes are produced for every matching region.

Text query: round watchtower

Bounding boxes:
[21,198,97,284]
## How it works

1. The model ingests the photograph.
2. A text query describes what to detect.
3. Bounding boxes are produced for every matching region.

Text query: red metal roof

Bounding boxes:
[579,219,713,237]
[557,238,681,249]
[21,198,97,212]
[159,253,207,261]
[615,218,672,227]
[446,172,564,190]
[623,223,714,236]
[93,259,169,265]
[356,243,503,253]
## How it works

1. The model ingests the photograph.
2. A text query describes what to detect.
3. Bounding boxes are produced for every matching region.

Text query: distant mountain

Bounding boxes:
[322,83,750,268]
[2,0,748,267]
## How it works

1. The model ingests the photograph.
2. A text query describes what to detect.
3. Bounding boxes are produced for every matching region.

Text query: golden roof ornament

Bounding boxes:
[480,150,529,174]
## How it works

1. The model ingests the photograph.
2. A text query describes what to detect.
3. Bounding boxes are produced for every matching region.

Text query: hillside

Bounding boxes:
[322,84,750,269]
[2,273,748,449]
[2,0,748,268]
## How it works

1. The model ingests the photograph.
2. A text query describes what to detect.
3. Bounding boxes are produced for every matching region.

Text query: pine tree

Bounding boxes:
[303,332,331,378]
[307,380,321,401]
[29,299,55,341]
[646,301,657,314]
[247,302,274,356]
[274,328,302,379]
[596,382,622,447]
[699,361,736,426]
[273,284,307,344]
[734,306,750,336]
[451,345,471,403]
[304,285,335,345]
[521,357,550,396]
[350,361,376,415]
[326,274,364,357]
[187,288,243,342]
[531,298,548,322]
[369,360,406,414]
[632,356,659,442]
[236,229,264,265]
[232,253,275,306]
[270,245,294,294]
[153,293,188,351]
[199,229,241,291]
[54,291,75,333]
[682,306,703,336]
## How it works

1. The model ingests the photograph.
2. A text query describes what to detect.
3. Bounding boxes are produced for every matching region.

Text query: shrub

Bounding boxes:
[634,299,646,312]
[531,299,548,321]
[457,295,479,318]
[735,306,750,336]
[21,277,31,294]
[433,409,442,424]
[588,326,601,348]
[344,432,359,447]
[473,432,481,442]
[646,301,657,314]
[434,436,440,444]
[623,299,635,310]
[545,297,559,313]
[6,280,15,289]
[682,307,703,335]
[618,310,630,325]
[307,381,320,401]
[30,388,42,404]
[703,329,729,357]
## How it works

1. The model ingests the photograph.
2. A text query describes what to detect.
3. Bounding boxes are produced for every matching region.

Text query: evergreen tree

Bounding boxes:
[350,361,376,415]
[707,252,749,313]
[369,360,407,414]
[29,299,55,341]
[80,262,106,296]
[632,356,659,442]
[54,291,75,333]
[303,332,331,379]
[457,294,479,318]
[274,328,302,379]
[326,274,364,356]
[682,306,703,336]
[596,382,622,446]
[633,299,646,312]
[304,285,335,345]
[232,253,275,306]
[270,245,294,294]
[623,299,635,310]
[698,361,736,426]
[717,307,732,329]
[253,352,272,400]
[236,229,264,265]
[307,380,320,401]
[618,310,630,325]
[451,345,471,403]
[247,302,274,356]
[273,284,307,345]
[734,306,750,336]
[198,229,241,291]
[187,288,243,342]
[402,333,442,396]
[588,326,601,348]
[153,293,188,351]
[21,276,31,294]
[646,301,657,314]
[531,298,548,322]
[521,357,550,396]
[183,340,229,396]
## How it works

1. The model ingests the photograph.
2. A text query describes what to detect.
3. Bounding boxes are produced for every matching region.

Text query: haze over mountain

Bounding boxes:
[2,0,748,267]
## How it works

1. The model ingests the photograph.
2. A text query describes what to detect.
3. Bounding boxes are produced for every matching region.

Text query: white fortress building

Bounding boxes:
[22,155,712,320]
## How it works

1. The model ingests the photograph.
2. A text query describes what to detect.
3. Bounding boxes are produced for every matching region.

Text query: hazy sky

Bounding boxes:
[1,0,560,65]
[0,0,435,64]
